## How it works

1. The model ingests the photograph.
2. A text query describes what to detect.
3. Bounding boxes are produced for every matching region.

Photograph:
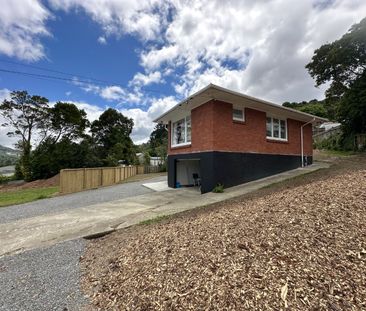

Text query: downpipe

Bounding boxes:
[301,118,316,168]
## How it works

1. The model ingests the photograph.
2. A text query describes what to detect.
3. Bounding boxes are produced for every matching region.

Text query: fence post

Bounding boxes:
[83,168,87,190]
[100,168,103,187]
[60,169,64,193]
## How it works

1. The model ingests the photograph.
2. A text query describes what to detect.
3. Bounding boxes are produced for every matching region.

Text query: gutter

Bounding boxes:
[300,117,316,167]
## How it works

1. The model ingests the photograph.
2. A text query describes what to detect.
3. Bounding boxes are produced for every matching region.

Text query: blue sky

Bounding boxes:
[0,0,365,147]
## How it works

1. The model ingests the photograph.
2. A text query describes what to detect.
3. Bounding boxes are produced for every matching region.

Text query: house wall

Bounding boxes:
[168,100,313,156]
[168,100,215,155]
[167,151,311,193]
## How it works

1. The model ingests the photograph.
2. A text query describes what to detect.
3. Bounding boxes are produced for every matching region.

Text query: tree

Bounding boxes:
[306,17,366,99]
[306,17,366,136]
[283,99,328,119]
[48,102,89,143]
[91,108,136,164]
[338,72,366,135]
[0,91,48,180]
[30,137,100,179]
[148,123,168,156]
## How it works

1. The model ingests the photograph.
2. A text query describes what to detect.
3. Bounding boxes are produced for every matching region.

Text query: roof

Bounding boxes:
[154,84,328,124]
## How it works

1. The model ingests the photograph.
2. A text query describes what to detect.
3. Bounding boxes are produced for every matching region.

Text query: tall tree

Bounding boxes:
[91,108,135,164]
[306,17,366,136]
[148,123,168,157]
[48,102,89,143]
[0,91,48,180]
[338,72,366,135]
[306,17,366,99]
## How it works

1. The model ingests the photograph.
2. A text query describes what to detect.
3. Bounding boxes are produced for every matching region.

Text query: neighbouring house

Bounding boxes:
[136,153,163,166]
[313,122,342,144]
[154,84,327,193]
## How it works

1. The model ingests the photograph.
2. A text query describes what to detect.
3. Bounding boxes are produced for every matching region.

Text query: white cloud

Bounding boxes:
[0,0,51,61]
[48,0,171,41]
[130,71,162,87]
[97,36,107,45]
[121,96,176,143]
[100,86,125,101]
[58,0,366,104]
[138,0,366,102]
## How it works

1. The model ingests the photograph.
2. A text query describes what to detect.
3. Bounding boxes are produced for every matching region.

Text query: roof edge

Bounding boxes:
[154,83,328,123]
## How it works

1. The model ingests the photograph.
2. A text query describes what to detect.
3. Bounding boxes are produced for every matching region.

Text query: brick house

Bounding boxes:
[154,84,326,193]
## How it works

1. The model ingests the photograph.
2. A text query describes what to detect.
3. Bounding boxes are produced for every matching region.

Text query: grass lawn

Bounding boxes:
[0,187,59,207]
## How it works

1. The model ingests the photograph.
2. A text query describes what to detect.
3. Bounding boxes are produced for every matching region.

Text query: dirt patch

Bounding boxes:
[81,156,366,310]
[0,174,59,193]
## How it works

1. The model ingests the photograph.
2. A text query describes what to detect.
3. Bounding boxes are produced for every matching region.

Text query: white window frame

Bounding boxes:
[171,115,191,147]
[266,116,288,141]
[232,107,245,122]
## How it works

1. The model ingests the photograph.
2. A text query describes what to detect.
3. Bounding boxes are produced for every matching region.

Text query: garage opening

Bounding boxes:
[176,159,201,189]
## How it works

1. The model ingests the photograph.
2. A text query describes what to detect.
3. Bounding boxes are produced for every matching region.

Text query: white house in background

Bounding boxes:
[319,122,341,131]
[136,153,163,166]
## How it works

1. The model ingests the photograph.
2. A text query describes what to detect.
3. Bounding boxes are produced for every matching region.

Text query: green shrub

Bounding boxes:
[158,162,167,172]
[0,174,16,184]
[212,183,224,193]
[314,132,356,151]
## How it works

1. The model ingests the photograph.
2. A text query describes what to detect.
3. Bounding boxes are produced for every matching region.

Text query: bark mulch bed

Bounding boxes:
[81,157,366,310]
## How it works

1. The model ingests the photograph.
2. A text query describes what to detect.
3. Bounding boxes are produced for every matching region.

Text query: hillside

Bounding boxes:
[0,145,19,167]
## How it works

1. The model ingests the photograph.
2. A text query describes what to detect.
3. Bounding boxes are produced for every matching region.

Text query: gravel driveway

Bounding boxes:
[0,239,86,311]
[0,174,166,310]
[0,175,166,224]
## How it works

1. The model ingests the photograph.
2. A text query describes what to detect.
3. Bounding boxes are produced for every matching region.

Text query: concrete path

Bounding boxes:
[0,163,329,257]
[0,175,166,224]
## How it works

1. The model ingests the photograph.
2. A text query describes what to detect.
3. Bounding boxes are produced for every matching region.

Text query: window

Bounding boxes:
[233,108,245,121]
[172,115,191,146]
[266,116,287,140]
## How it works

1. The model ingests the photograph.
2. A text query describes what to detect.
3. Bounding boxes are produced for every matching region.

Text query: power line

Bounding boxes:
[0,62,170,96]
[0,68,100,85]
[0,59,112,85]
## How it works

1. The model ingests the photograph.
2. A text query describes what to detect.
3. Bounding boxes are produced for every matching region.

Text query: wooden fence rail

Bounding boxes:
[60,166,137,194]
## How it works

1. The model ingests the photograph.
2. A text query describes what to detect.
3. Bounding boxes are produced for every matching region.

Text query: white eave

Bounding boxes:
[154,84,328,124]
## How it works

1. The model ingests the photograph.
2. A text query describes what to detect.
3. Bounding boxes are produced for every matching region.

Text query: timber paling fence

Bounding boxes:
[60,166,139,194]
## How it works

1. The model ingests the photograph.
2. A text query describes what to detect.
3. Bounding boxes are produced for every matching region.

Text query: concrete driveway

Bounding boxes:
[0,175,166,223]
[0,163,329,257]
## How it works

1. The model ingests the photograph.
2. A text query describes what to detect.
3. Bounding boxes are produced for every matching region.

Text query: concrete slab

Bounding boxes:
[142,181,171,192]
[0,162,329,257]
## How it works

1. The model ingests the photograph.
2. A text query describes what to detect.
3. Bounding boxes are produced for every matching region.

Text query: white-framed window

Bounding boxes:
[172,115,191,147]
[266,116,287,140]
[233,107,245,121]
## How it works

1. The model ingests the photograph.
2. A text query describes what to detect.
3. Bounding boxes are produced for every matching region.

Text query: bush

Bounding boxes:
[314,132,356,151]
[0,174,16,184]
[158,162,167,172]
[212,183,224,193]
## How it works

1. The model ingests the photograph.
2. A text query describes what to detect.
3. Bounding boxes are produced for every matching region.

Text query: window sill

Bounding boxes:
[233,119,246,124]
[266,138,288,144]
[171,143,192,149]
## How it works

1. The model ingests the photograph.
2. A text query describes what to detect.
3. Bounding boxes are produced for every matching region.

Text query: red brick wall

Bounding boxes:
[168,100,313,156]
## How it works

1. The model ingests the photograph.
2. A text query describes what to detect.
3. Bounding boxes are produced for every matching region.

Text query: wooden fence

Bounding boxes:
[60,166,137,194]
[137,165,162,174]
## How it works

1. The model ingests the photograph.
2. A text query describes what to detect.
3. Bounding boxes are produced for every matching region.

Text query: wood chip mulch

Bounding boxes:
[81,168,366,310]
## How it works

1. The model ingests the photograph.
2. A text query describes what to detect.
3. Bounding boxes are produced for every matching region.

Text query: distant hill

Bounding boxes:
[0,144,19,167]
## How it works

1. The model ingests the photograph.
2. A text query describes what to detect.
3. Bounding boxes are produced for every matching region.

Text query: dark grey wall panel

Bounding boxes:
[168,152,312,193]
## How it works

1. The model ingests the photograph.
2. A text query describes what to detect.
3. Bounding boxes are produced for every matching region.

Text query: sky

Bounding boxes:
[0,0,365,148]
